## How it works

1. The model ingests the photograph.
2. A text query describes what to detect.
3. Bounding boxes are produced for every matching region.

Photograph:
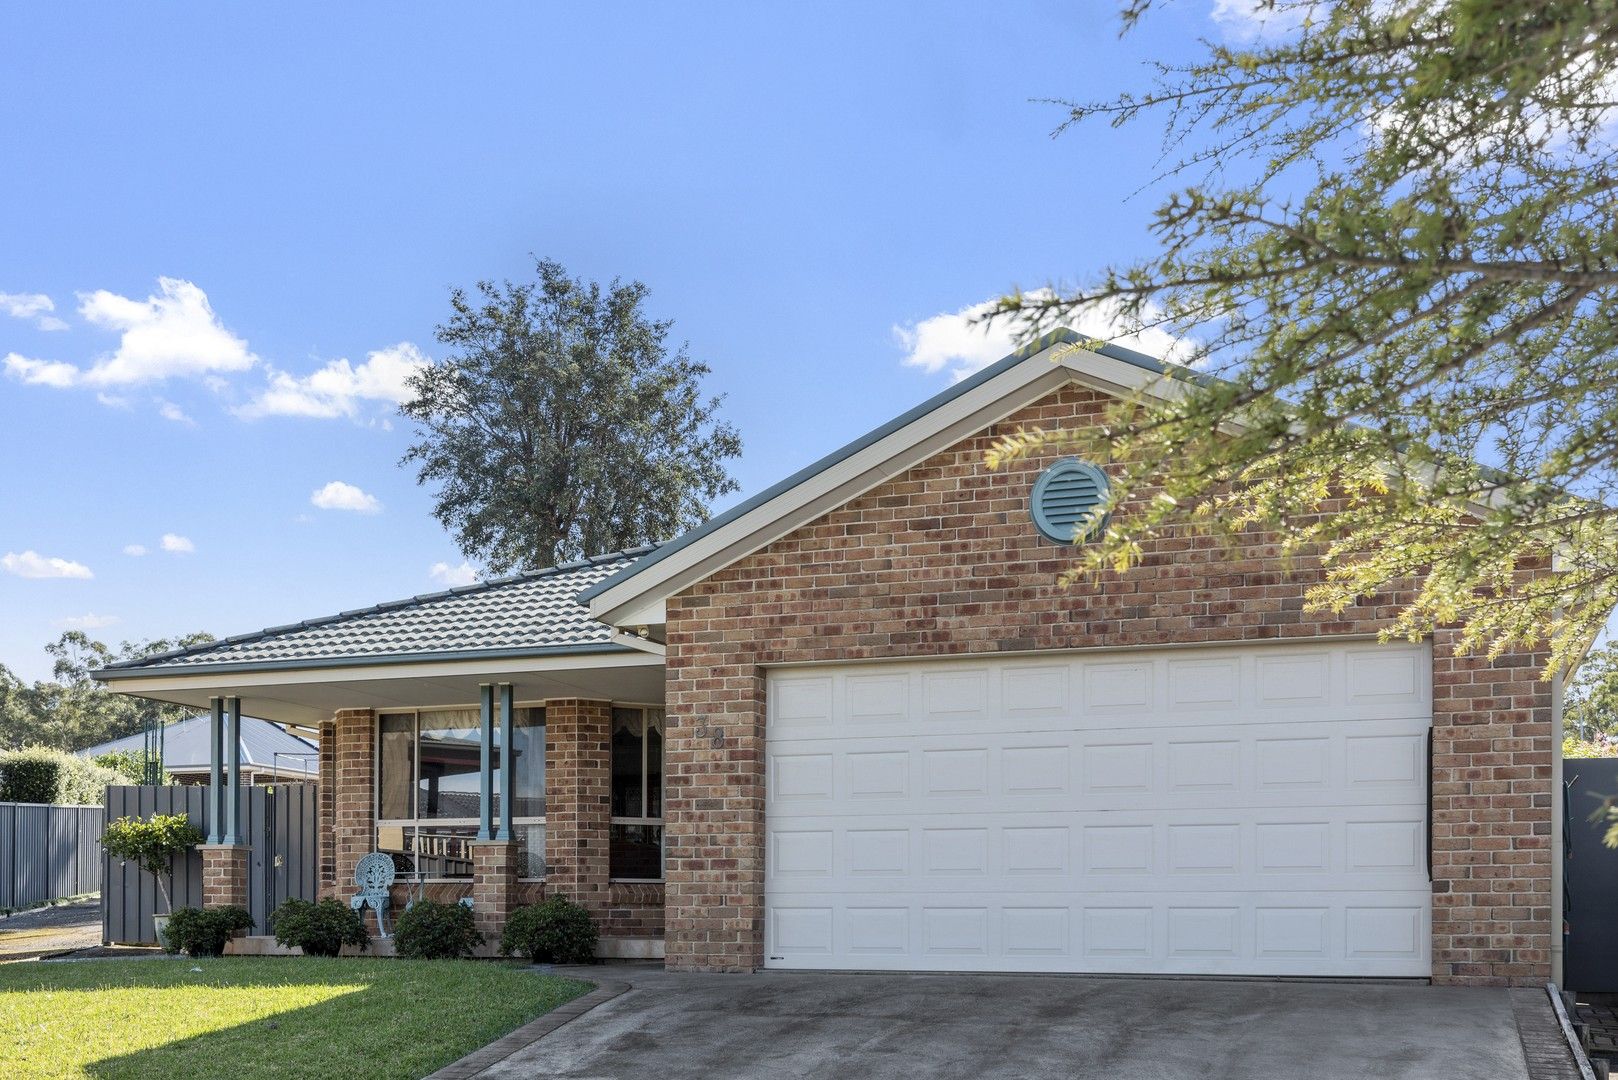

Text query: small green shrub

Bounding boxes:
[0,747,123,805]
[165,906,254,957]
[499,896,598,964]
[393,900,484,960]
[100,812,203,912]
[271,898,369,957]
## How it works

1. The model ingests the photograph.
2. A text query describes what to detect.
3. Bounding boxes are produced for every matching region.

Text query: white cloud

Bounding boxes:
[0,292,69,331]
[157,400,194,425]
[310,480,382,514]
[4,352,79,388]
[428,561,479,587]
[54,612,119,630]
[2,550,93,579]
[160,533,195,553]
[894,289,1192,383]
[1209,0,1306,41]
[123,544,148,556]
[75,277,257,387]
[236,342,429,420]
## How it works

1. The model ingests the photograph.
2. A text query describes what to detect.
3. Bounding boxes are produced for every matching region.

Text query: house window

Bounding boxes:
[610,706,663,880]
[375,706,547,879]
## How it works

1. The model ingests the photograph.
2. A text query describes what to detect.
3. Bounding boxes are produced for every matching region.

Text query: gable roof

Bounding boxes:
[78,713,318,772]
[97,546,660,679]
[582,330,1183,628]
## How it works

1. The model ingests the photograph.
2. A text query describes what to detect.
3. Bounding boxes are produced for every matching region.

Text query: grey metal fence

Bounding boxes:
[0,802,103,910]
[102,783,318,944]
[1565,758,1618,992]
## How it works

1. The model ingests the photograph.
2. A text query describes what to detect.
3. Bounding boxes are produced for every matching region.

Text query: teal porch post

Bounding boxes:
[478,683,494,840]
[206,697,224,844]
[497,684,514,841]
[223,696,243,844]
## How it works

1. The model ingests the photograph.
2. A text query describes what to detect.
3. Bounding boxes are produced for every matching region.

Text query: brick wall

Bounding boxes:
[663,382,1554,984]
[200,845,250,909]
[331,708,376,926]
[544,699,613,920]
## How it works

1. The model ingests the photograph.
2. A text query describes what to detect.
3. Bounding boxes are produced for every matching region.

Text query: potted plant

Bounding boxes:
[101,812,204,948]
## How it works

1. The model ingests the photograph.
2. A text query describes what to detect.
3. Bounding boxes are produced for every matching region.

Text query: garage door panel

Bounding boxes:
[767,646,1431,745]
[765,642,1432,977]
[766,891,1433,975]
[771,731,1429,815]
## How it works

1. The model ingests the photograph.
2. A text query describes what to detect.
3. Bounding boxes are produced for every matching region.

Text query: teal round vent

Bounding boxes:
[1030,458,1110,543]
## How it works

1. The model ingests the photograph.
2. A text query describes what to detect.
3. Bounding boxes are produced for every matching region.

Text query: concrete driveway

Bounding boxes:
[484,966,1533,1080]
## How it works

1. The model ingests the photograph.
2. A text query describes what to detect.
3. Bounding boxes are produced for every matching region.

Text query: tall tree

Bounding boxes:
[0,631,213,752]
[989,0,1618,674]
[402,259,742,574]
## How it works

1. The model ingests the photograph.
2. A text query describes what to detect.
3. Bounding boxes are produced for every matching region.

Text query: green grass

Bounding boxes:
[0,957,593,1080]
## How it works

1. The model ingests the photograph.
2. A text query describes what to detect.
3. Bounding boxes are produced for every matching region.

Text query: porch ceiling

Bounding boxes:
[99,651,665,728]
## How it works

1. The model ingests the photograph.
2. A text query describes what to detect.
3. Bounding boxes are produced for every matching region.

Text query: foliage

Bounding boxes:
[1564,734,1618,759]
[0,957,591,1080]
[163,906,254,957]
[392,900,484,960]
[0,746,124,805]
[987,0,1618,676]
[401,257,742,573]
[93,749,169,786]
[100,813,203,912]
[0,630,213,752]
[1567,640,1618,740]
[499,895,599,964]
[270,897,369,957]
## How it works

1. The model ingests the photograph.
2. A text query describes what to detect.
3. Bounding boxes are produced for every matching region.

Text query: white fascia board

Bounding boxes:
[590,344,1177,626]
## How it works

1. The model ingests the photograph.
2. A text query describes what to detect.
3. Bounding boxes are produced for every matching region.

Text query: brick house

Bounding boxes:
[96,330,1567,985]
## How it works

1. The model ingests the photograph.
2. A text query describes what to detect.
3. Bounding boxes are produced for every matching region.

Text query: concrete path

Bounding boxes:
[478,965,1529,1080]
[0,898,100,961]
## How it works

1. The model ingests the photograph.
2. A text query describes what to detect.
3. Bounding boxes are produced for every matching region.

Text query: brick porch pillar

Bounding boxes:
[331,708,376,920]
[470,839,519,943]
[544,699,612,923]
[199,844,250,909]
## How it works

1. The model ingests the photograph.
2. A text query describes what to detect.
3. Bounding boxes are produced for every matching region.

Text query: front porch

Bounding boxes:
[91,550,671,957]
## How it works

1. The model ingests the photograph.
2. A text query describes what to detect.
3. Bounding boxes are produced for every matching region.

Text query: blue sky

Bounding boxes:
[0,3,1234,681]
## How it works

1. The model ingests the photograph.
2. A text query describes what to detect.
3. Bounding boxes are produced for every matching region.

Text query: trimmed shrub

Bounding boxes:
[0,747,123,805]
[499,896,598,965]
[271,898,370,957]
[393,900,484,960]
[165,905,254,957]
[101,813,203,913]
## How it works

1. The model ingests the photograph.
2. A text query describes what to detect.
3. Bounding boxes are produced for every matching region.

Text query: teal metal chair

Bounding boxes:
[349,852,396,937]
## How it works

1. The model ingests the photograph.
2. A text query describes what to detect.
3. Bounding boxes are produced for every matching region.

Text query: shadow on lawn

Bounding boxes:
[16,958,574,1080]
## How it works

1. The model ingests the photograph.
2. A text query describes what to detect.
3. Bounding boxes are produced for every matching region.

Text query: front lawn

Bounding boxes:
[0,957,592,1080]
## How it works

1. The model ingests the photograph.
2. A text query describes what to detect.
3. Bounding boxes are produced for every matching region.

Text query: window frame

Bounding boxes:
[373,703,549,883]
[610,704,665,883]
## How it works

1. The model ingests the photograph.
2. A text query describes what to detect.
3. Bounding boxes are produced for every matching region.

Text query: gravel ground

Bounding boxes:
[0,898,102,960]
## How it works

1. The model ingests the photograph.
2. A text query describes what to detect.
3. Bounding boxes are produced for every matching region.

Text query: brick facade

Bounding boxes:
[330,708,377,929]
[543,699,613,920]
[470,839,520,942]
[304,697,662,951]
[662,382,1554,985]
[200,844,250,909]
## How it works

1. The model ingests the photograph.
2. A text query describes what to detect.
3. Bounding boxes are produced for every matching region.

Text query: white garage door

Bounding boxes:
[764,642,1432,977]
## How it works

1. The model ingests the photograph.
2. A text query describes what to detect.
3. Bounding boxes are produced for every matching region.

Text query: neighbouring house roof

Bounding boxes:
[581,329,1183,628]
[78,713,319,773]
[96,546,659,679]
